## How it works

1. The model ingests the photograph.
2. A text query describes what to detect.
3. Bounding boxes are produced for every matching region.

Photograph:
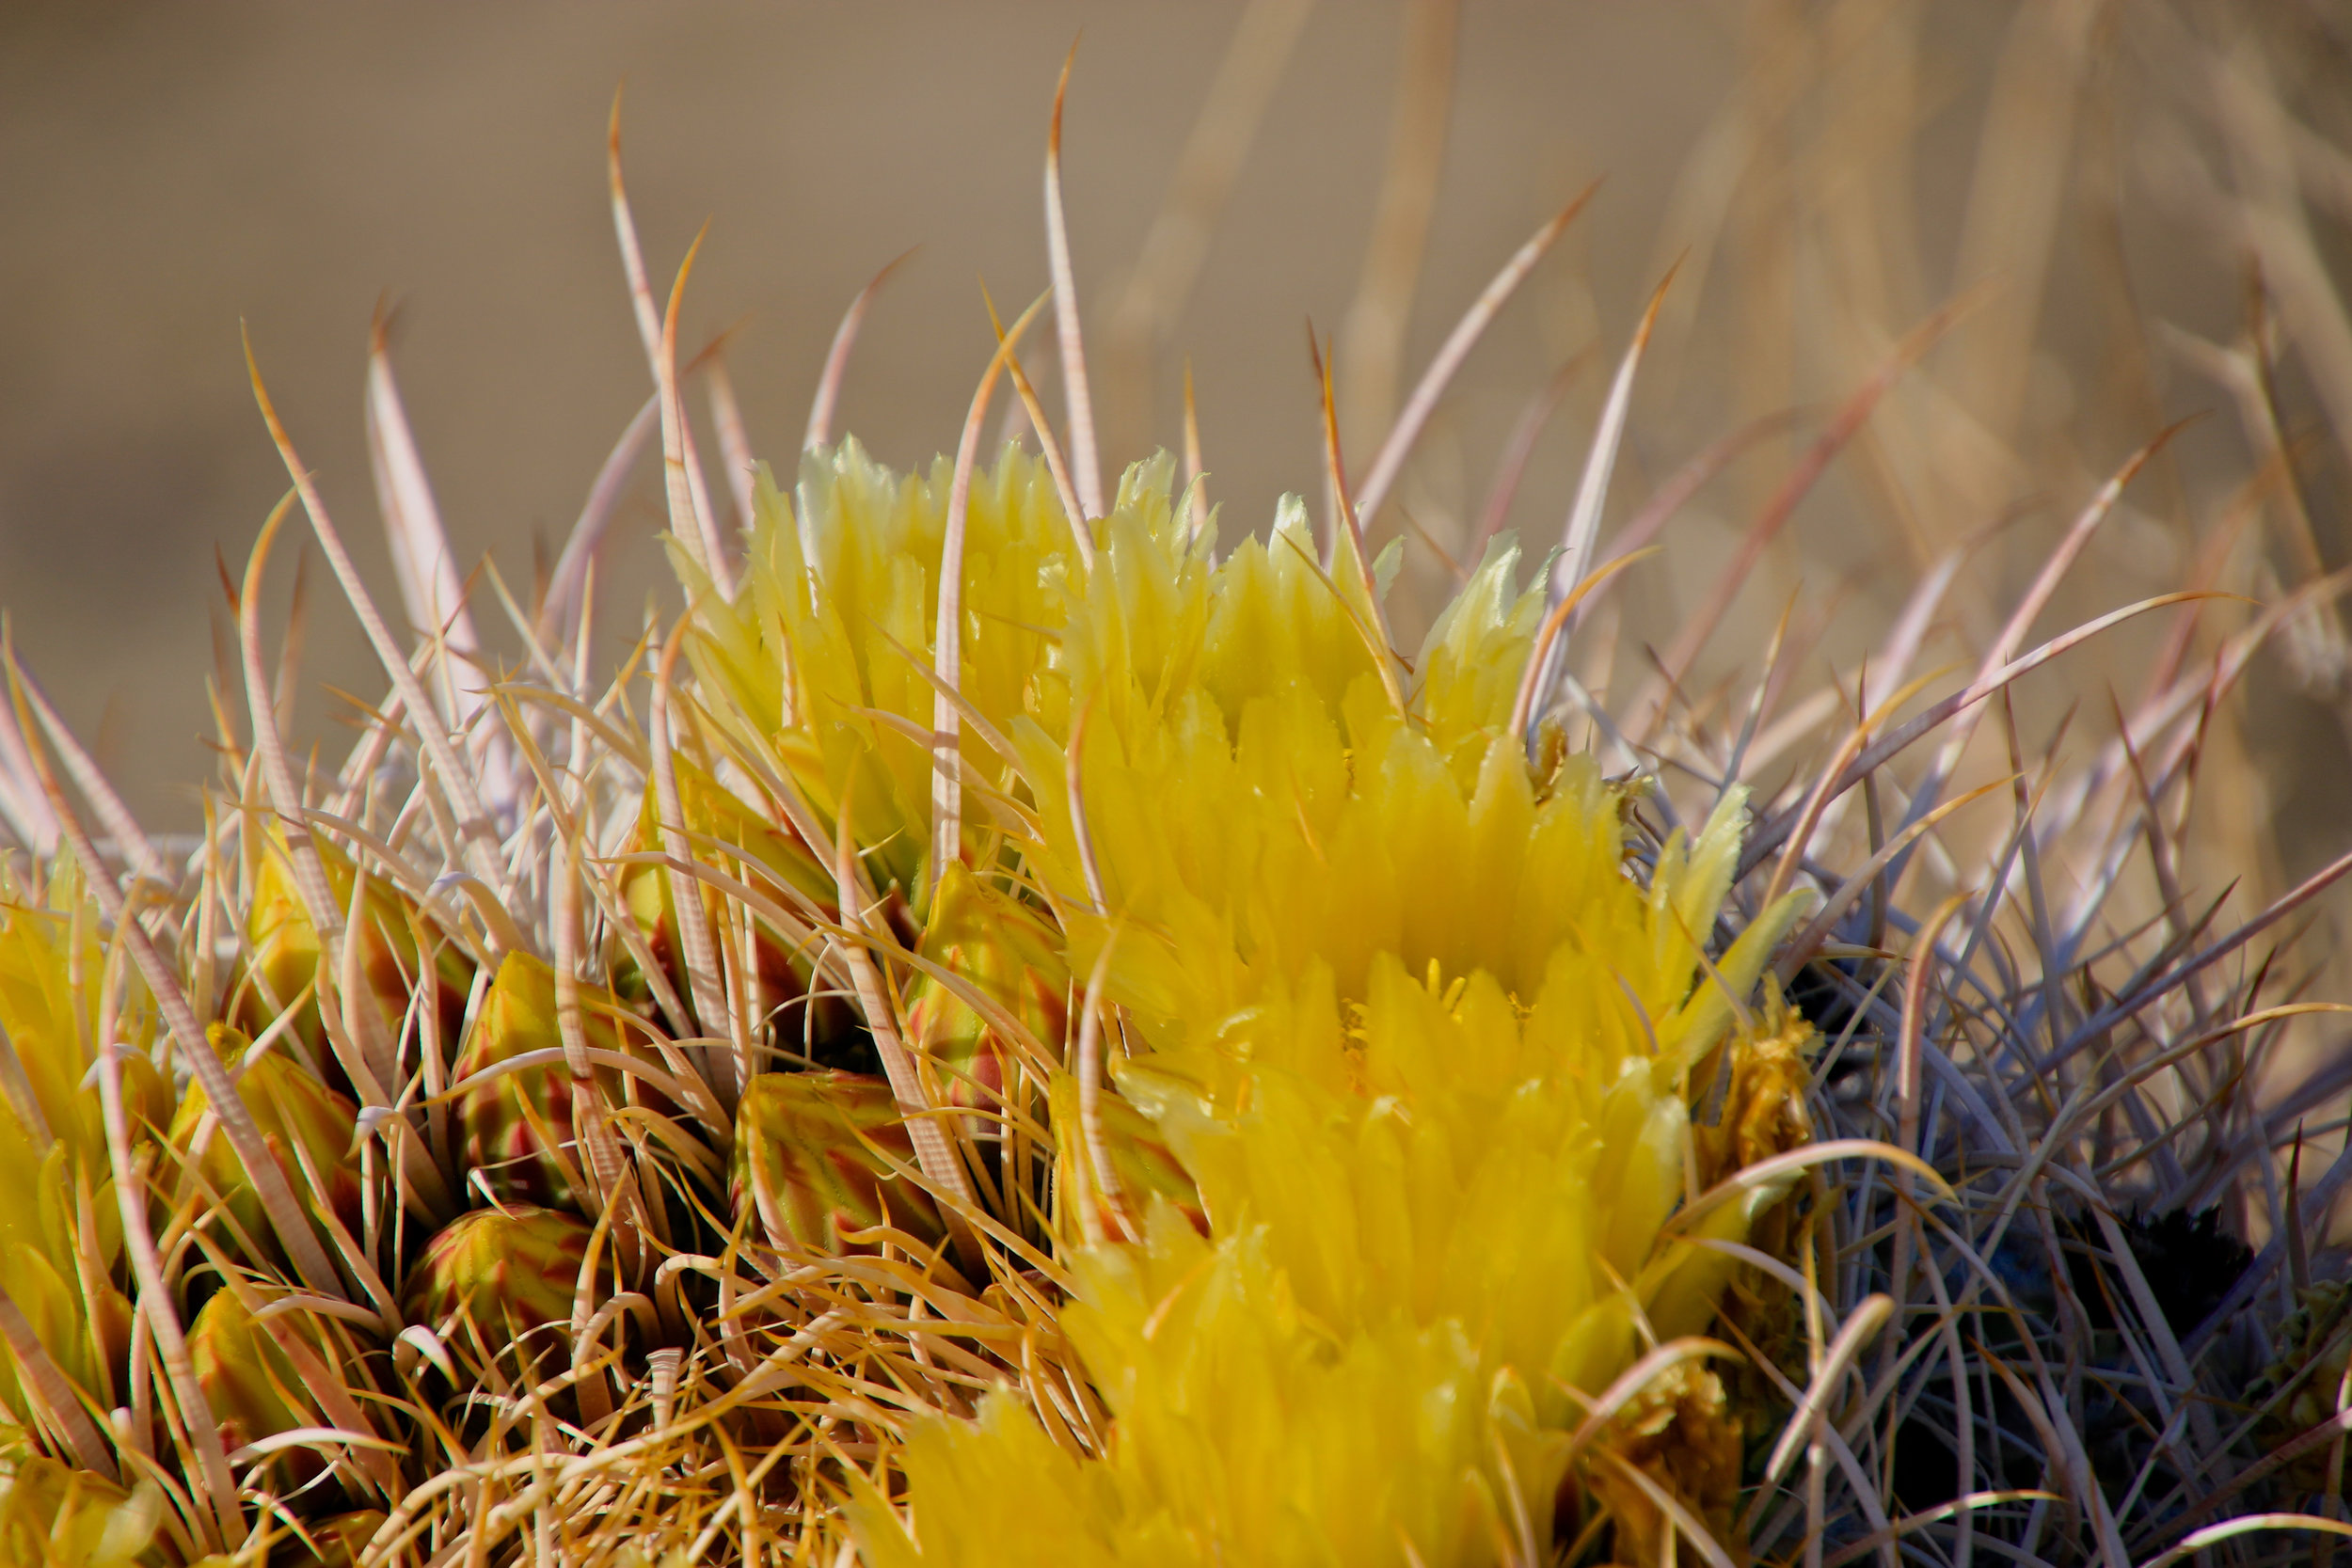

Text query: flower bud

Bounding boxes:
[612,757,856,1054]
[400,1206,598,1364]
[732,1071,946,1256]
[288,1511,386,1568]
[241,833,472,1089]
[0,1457,170,1567]
[168,1024,359,1272]
[0,1234,131,1441]
[903,863,1068,1128]
[185,1283,335,1481]
[453,953,663,1212]
[1049,1071,1206,1243]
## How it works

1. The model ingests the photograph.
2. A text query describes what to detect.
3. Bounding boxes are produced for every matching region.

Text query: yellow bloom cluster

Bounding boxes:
[691,441,1814,1563]
[0,430,1814,1564]
[0,864,151,1460]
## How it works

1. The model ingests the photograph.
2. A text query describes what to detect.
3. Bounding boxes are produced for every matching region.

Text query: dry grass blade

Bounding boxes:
[612,89,723,578]
[1762,1294,1894,1494]
[1471,351,1588,550]
[1517,266,1677,731]
[826,781,981,1252]
[1063,695,1111,921]
[96,1034,244,1554]
[2210,41,2352,489]
[607,86,662,355]
[1101,0,1316,455]
[1758,666,1950,915]
[1181,356,1208,541]
[237,499,346,949]
[1072,936,1130,1245]
[2065,838,2352,1084]
[707,351,757,530]
[2140,1514,2352,1568]
[1776,776,2013,979]
[1509,547,1659,738]
[1666,1141,1952,1242]
[0,1285,115,1478]
[1585,405,1804,601]
[1338,0,1460,460]
[0,679,59,855]
[2,662,167,888]
[1553,264,1677,607]
[1307,328,1409,716]
[1737,589,2224,879]
[650,615,736,1095]
[237,498,405,1108]
[1888,422,2193,867]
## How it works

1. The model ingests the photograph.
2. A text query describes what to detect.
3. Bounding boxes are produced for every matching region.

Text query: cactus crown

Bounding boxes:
[0,30,2344,1568]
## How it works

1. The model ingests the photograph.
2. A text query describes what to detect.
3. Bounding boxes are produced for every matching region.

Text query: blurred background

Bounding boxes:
[1,0,2348,922]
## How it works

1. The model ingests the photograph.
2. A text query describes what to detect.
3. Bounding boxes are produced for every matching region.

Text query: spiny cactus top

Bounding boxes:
[0,425,1824,1565]
[8,17,2346,1562]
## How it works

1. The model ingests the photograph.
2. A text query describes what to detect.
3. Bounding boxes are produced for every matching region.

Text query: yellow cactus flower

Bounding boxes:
[0,34,2337,1561]
[688,446,1814,1564]
[0,1209,131,1456]
[687,441,1092,911]
[0,862,164,1192]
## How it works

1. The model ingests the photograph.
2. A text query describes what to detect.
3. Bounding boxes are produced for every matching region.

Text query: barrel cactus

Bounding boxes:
[0,26,2342,1568]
